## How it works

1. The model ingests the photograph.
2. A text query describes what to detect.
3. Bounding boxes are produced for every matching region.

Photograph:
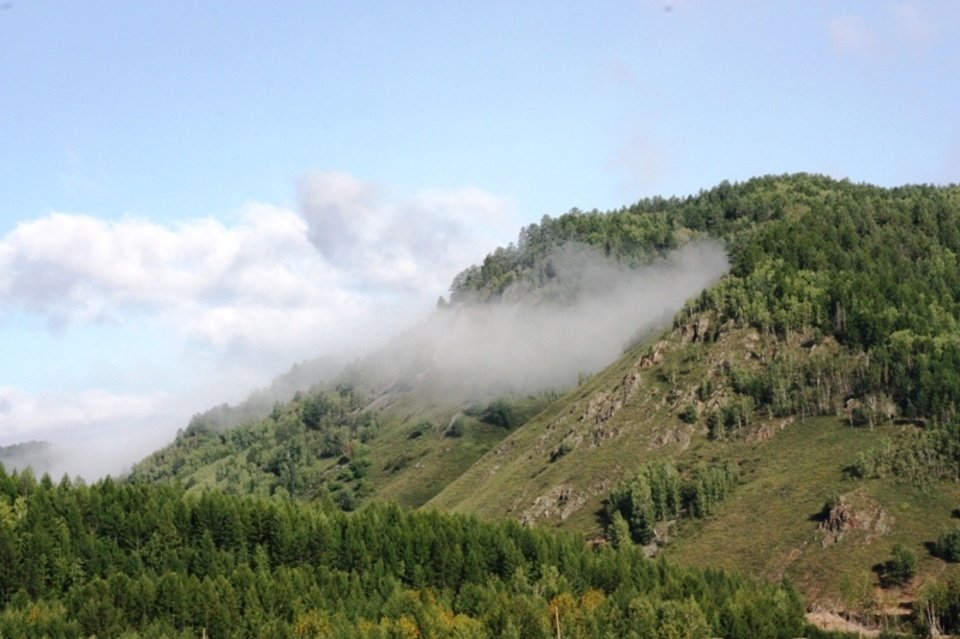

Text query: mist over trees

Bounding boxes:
[131,174,960,513]
[0,441,63,478]
[348,240,728,402]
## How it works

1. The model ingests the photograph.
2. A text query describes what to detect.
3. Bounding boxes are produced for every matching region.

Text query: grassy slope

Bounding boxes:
[167,396,512,509]
[426,315,731,521]
[426,318,960,609]
[136,300,960,611]
[667,416,960,608]
[365,411,507,509]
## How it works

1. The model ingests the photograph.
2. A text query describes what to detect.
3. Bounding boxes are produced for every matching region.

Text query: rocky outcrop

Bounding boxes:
[680,317,711,343]
[638,340,669,368]
[581,371,642,426]
[520,478,613,525]
[818,491,893,546]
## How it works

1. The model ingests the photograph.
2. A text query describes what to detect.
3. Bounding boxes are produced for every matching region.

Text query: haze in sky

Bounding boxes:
[1,1,958,477]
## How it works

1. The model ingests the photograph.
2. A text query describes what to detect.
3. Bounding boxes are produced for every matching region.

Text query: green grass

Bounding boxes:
[370,415,507,508]
[426,328,700,521]
[424,321,960,610]
[665,416,960,607]
[135,307,960,615]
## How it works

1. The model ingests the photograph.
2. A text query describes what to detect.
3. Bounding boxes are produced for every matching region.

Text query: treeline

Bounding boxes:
[0,466,806,638]
[449,208,680,304]
[914,570,960,636]
[129,385,378,507]
[602,461,739,545]
[687,178,960,424]
[701,346,887,440]
[852,423,960,484]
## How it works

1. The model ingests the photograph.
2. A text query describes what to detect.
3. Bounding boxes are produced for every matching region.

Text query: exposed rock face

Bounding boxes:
[581,371,642,426]
[819,498,860,543]
[649,424,692,450]
[680,317,711,343]
[578,370,644,448]
[638,340,669,368]
[520,479,612,526]
[748,417,794,442]
[818,491,893,546]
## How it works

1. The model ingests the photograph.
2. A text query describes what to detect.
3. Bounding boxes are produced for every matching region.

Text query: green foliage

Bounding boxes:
[444,418,465,438]
[853,424,960,485]
[449,204,681,304]
[129,385,380,503]
[880,543,917,587]
[918,571,960,635]
[469,399,519,429]
[679,404,698,424]
[457,174,960,432]
[0,466,805,638]
[465,395,555,431]
[934,528,960,562]
[406,420,432,439]
[603,460,738,543]
[550,437,576,462]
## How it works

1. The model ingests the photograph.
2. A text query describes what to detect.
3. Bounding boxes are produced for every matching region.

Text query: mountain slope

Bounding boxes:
[128,174,960,632]
[426,174,960,622]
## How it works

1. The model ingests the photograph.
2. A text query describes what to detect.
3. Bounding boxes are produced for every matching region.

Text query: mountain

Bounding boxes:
[125,173,960,634]
[0,440,62,475]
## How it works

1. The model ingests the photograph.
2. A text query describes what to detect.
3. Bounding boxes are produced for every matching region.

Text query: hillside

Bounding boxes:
[126,174,960,634]
[0,441,60,476]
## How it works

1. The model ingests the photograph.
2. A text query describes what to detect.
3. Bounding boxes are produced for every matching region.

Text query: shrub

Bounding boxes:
[881,544,916,587]
[679,404,698,424]
[935,529,960,562]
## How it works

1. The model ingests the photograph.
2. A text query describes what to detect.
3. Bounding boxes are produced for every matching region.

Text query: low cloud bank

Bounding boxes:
[349,240,729,401]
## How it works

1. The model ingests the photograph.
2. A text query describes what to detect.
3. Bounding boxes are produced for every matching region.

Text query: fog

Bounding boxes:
[9,170,727,481]
[0,441,63,478]
[345,240,729,401]
[0,172,518,481]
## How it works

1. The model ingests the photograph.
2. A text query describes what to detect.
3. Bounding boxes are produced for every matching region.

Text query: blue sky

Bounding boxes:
[1,1,958,476]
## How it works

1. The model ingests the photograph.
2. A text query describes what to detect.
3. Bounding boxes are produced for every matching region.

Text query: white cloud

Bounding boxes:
[894,3,938,48]
[0,386,174,478]
[828,15,879,54]
[0,174,516,359]
[0,386,161,441]
[298,171,516,296]
[828,4,943,57]
[0,173,518,477]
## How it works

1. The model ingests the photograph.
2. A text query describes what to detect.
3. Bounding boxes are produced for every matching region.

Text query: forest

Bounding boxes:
[0,466,806,638]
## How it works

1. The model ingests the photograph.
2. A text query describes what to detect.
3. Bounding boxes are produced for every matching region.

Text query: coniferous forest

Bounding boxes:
[0,467,805,638]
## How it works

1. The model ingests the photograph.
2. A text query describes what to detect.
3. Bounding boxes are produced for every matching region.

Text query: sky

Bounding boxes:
[1,1,958,477]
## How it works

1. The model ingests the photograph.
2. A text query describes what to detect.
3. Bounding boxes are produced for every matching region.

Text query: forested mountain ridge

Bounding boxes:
[123,174,960,634]
[431,174,960,632]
